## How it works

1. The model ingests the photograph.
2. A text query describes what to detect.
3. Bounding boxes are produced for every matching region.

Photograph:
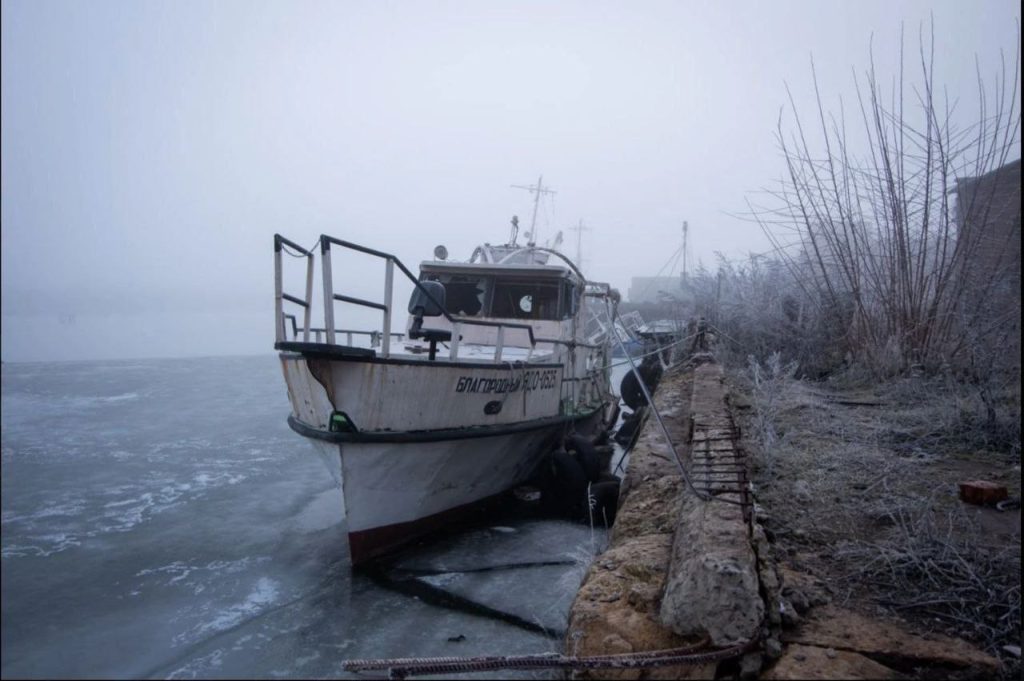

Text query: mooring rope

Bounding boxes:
[344,636,757,678]
[592,328,701,372]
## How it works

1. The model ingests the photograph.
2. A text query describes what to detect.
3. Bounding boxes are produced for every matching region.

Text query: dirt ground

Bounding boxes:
[727,368,1021,679]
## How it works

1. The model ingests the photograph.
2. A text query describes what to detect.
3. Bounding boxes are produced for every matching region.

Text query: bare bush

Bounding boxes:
[688,254,854,376]
[745,352,798,477]
[874,372,1023,461]
[835,491,1021,658]
[742,20,1021,378]
[698,22,1021,460]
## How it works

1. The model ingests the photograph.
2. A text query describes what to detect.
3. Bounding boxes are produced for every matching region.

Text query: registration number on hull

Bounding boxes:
[455,369,558,395]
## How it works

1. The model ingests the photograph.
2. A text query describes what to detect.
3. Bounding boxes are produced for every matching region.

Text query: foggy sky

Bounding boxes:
[2,0,1020,361]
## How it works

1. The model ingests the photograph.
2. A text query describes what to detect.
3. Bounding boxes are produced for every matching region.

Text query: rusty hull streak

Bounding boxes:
[308,358,337,408]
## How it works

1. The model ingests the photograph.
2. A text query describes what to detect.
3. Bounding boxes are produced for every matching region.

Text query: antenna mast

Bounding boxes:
[569,219,591,268]
[511,175,556,245]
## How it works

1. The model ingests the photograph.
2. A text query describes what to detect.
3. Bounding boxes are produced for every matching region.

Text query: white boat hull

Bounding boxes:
[280,350,610,563]
[329,413,601,563]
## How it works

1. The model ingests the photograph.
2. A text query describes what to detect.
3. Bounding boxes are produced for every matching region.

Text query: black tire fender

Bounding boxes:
[545,449,588,517]
[566,434,601,483]
[586,481,620,527]
[639,356,663,387]
[620,370,646,410]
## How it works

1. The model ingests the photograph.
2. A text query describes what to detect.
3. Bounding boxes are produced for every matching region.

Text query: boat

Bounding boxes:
[610,311,645,358]
[273,213,621,565]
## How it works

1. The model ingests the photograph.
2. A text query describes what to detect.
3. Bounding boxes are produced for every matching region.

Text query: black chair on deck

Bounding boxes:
[408,281,453,361]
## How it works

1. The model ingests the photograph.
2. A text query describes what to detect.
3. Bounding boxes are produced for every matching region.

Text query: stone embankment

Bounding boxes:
[565,358,1002,680]
[565,357,754,679]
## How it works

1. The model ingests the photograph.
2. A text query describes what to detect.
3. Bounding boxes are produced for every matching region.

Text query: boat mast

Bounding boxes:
[511,175,556,245]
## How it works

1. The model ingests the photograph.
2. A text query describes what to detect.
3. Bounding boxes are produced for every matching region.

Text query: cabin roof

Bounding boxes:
[419,260,575,280]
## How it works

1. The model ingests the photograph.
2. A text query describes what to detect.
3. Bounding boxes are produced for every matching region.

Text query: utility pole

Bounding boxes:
[569,219,591,268]
[682,220,689,280]
[511,175,556,245]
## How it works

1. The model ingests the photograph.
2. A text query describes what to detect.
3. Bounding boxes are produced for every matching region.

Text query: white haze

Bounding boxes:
[1,0,1020,361]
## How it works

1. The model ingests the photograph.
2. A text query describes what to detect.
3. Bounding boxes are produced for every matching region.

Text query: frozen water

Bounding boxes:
[1,356,611,679]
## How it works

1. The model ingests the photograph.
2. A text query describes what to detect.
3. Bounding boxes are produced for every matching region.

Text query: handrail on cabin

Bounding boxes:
[318,235,538,359]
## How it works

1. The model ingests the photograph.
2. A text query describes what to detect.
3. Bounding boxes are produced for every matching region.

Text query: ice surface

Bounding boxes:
[1,356,610,679]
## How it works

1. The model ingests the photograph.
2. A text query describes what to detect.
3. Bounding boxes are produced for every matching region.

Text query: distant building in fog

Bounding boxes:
[953,157,1021,362]
[628,276,683,303]
[954,157,1021,297]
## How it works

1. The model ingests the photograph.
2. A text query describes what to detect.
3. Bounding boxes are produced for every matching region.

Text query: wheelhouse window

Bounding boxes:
[491,280,562,320]
[420,271,578,321]
[423,274,488,316]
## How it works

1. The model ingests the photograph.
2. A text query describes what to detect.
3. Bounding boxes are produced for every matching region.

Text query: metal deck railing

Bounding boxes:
[276,234,571,363]
[273,235,315,344]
